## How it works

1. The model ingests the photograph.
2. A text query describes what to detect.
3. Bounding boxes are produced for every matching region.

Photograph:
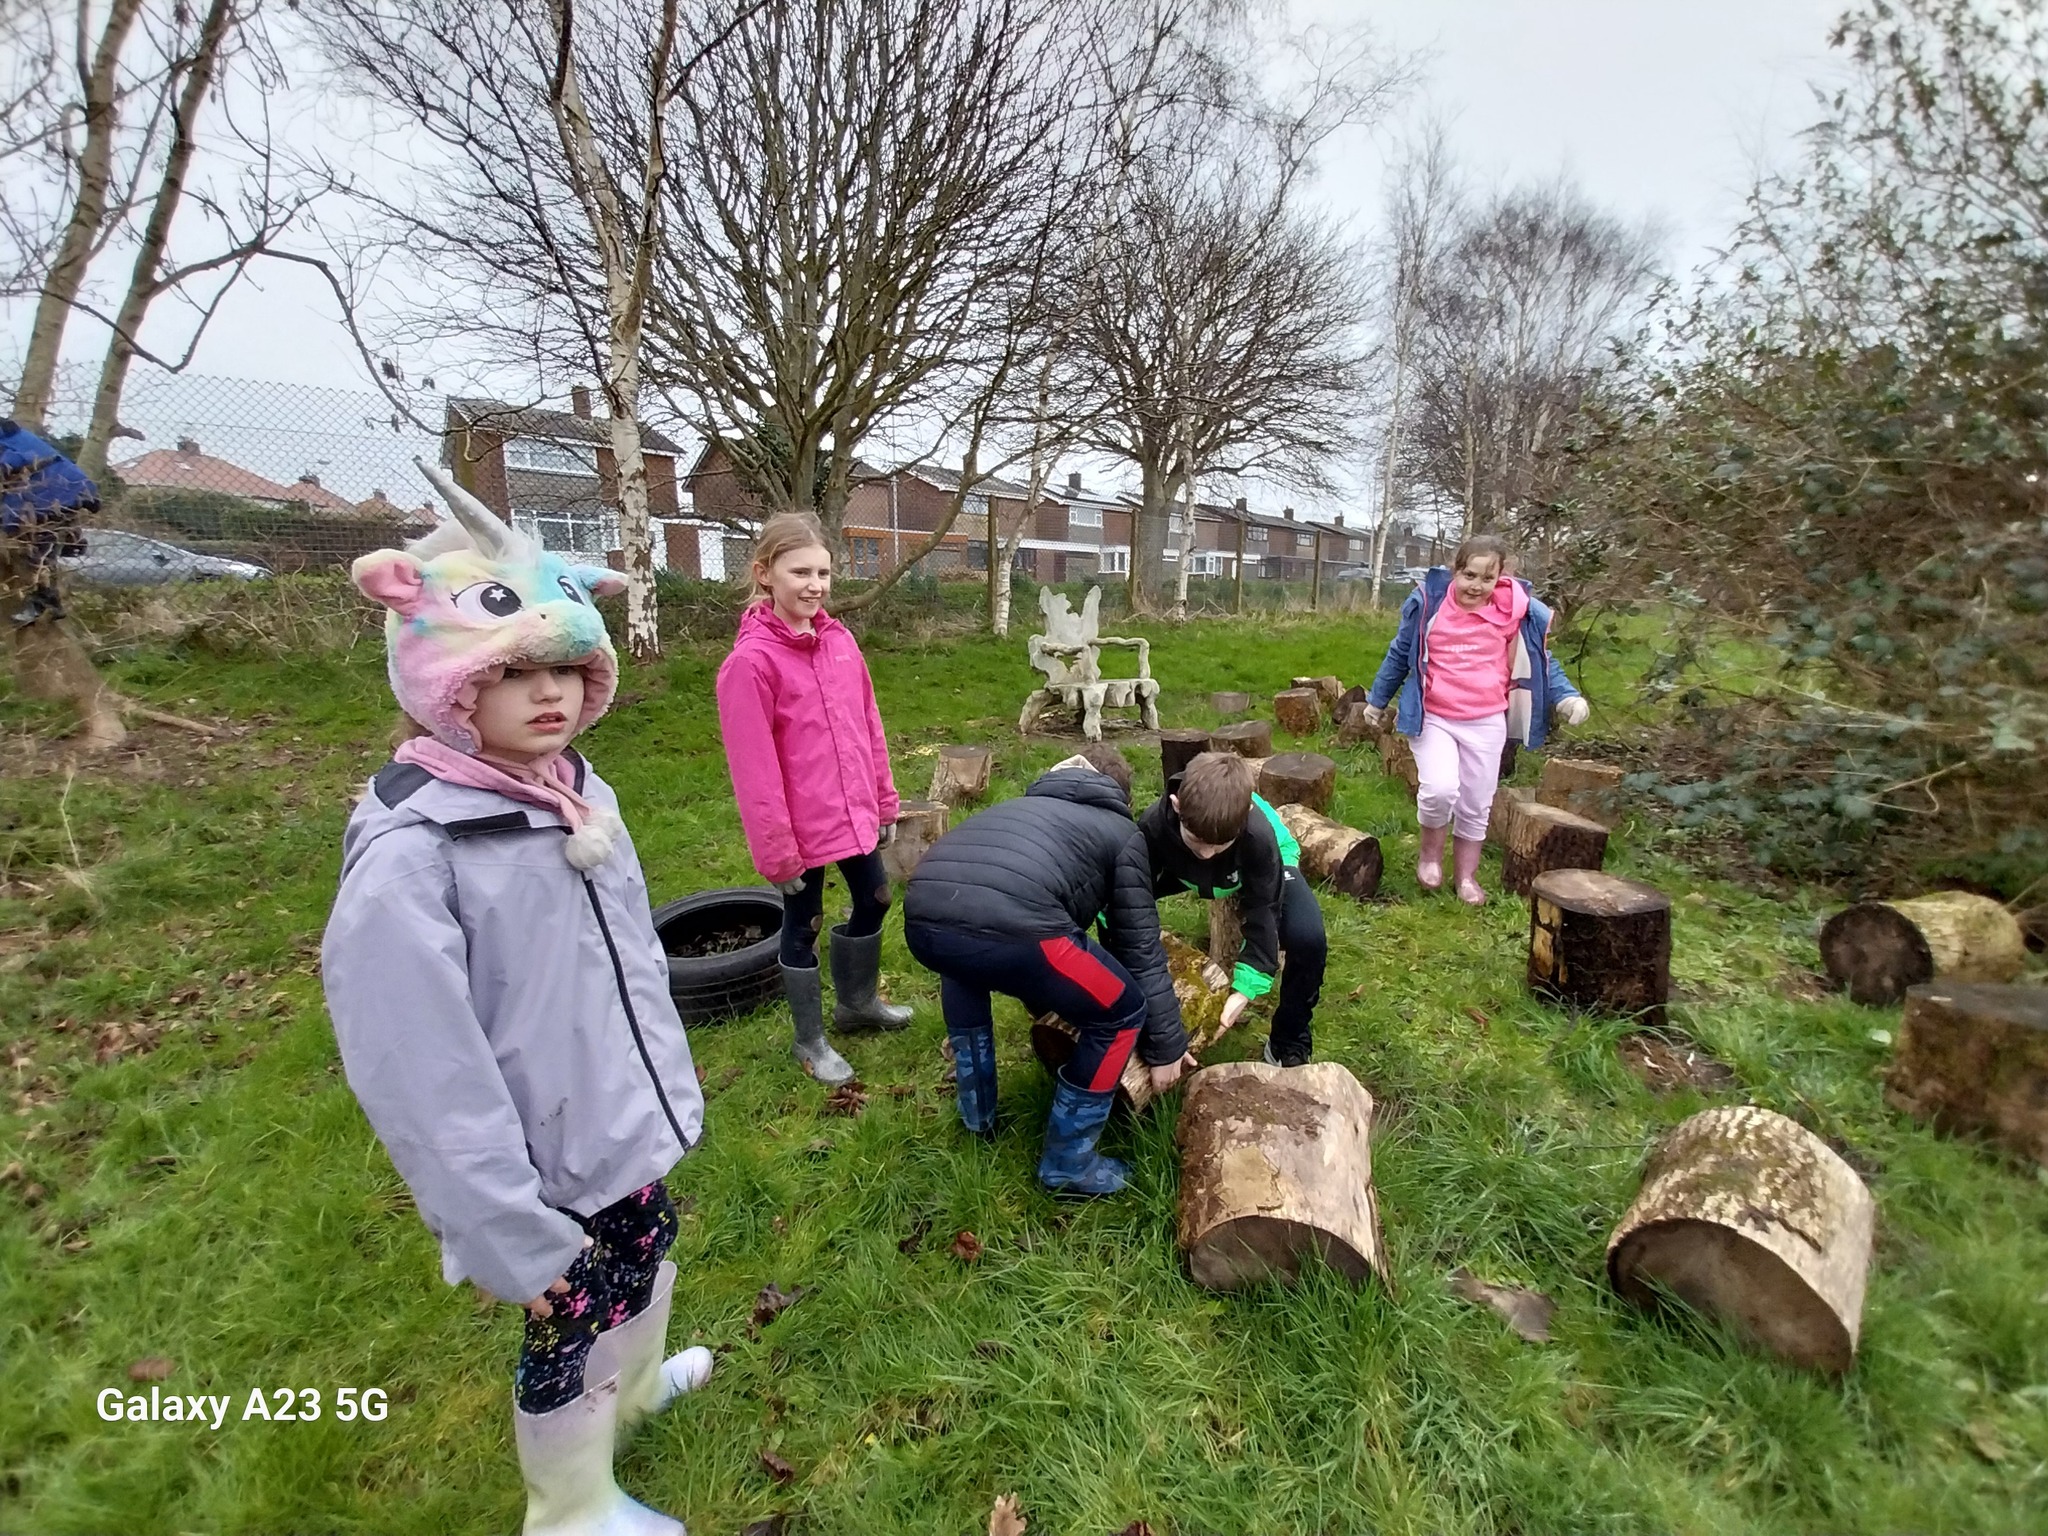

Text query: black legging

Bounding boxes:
[779,848,891,967]
[1268,868,1328,1059]
[514,1180,678,1413]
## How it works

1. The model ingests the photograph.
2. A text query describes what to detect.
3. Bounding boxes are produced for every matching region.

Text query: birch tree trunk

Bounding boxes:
[1171,453,1197,621]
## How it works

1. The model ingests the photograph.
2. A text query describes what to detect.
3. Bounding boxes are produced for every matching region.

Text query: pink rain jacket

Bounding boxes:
[716,603,899,885]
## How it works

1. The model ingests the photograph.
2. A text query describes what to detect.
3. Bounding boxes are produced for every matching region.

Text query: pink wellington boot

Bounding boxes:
[1452,835,1487,906]
[1416,822,1448,892]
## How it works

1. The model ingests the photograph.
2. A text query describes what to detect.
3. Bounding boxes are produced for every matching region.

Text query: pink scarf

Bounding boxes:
[394,735,596,835]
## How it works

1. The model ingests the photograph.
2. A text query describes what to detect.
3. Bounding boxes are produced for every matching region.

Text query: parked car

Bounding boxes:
[58,527,270,586]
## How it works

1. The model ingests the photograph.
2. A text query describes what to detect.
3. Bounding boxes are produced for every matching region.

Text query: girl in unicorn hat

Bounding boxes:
[323,463,708,1535]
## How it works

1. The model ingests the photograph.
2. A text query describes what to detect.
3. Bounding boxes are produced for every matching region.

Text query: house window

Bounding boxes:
[965,540,988,570]
[1068,503,1102,528]
[504,438,598,476]
[849,536,882,578]
[1099,548,1129,574]
[1167,513,1184,538]
[1297,531,1314,551]
[1189,552,1225,577]
[513,505,616,555]
[1248,526,1267,544]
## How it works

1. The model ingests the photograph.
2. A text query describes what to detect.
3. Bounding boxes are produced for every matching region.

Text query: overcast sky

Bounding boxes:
[4,0,1850,502]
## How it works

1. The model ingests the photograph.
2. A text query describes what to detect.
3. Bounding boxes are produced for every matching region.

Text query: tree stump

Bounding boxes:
[1606,1105,1875,1374]
[1273,688,1321,736]
[1498,740,1518,782]
[1176,1061,1390,1291]
[1819,892,2027,1006]
[1527,869,1672,1027]
[1488,786,1532,847]
[928,745,993,808]
[882,799,949,884]
[1538,757,1625,824]
[1209,690,1252,716]
[1291,675,1344,709]
[1210,720,1273,760]
[1376,729,1419,796]
[1031,933,1230,1112]
[1159,729,1211,787]
[1257,751,1337,813]
[1500,800,1608,896]
[1886,982,2048,1166]
[1274,803,1382,900]
[1336,684,1368,711]
[1335,702,1377,746]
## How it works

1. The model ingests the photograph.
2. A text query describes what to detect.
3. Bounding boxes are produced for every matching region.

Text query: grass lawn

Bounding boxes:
[3,604,2045,1534]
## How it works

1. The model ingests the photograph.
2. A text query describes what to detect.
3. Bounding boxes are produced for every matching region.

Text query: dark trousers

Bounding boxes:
[1268,869,1328,1059]
[904,920,1146,1091]
[514,1180,678,1413]
[780,847,890,966]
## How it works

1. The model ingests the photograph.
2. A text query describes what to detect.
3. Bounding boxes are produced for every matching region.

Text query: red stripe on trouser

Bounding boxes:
[1088,1026,1140,1091]
[1039,936,1126,1006]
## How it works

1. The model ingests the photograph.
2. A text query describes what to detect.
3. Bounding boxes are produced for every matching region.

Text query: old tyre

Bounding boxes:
[653,887,785,1024]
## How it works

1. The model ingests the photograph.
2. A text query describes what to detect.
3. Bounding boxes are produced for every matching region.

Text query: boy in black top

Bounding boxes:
[1138,751,1327,1067]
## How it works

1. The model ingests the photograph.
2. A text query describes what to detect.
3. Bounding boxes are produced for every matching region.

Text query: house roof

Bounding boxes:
[900,462,1041,500]
[356,490,439,530]
[116,444,354,512]
[447,397,685,457]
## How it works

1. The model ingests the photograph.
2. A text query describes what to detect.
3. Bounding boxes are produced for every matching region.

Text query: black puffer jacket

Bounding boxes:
[905,768,1187,1065]
[1138,772,1285,999]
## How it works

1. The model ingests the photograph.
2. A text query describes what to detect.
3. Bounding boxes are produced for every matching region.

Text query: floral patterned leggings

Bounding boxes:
[514,1180,678,1413]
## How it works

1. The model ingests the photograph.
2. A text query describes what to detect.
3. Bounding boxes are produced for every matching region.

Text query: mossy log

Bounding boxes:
[1819,892,2026,1006]
[1257,751,1337,813]
[1273,688,1322,736]
[883,799,948,884]
[1499,799,1608,896]
[1210,720,1273,759]
[1606,1105,1874,1374]
[1274,803,1383,900]
[1527,869,1671,1027]
[1886,982,2048,1166]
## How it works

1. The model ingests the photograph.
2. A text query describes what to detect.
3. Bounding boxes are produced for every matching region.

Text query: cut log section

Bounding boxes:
[1257,751,1338,813]
[1335,702,1377,746]
[1500,799,1609,896]
[1498,740,1518,783]
[1337,684,1368,711]
[1376,729,1419,795]
[1210,720,1273,760]
[928,745,993,808]
[1273,688,1322,736]
[1488,786,1532,848]
[1275,804,1382,900]
[1527,869,1672,1027]
[1886,982,2048,1166]
[1177,1060,1390,1291]
[1209,896,1242,976]
[1290,675,1345,709]
[882,799,948,883]
[1031,933,1230,1112]
[1819,892,2027,1006]
[1159,728,1211,787]
[1606,1105,1875,1374]
[1209,690,1252,716]
[1538,757,1624,825]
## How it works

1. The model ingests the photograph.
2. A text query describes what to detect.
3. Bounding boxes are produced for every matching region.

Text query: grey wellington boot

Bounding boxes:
[783,962,855,1085]
[512,1374,684,1536]
[828,924,912,1031]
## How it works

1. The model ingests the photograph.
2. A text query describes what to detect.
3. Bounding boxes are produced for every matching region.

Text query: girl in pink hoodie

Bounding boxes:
[716,512,908,1085]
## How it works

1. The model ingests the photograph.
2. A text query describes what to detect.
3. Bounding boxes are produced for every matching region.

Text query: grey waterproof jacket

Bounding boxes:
[321,751,703,1305]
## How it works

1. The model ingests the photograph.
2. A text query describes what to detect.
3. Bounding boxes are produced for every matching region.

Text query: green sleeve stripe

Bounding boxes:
[1251,794,1301,869]
[1232,962,1274,1000]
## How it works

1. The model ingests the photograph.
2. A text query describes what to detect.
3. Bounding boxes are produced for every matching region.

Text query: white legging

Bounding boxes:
[1413,710,1508,841]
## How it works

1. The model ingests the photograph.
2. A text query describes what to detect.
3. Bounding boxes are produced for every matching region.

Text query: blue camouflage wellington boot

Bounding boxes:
[948,1027,998,1139]
[1036,1076,1128,1197]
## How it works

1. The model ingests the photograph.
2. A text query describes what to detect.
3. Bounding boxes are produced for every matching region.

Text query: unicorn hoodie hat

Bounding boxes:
[350,460,628,867]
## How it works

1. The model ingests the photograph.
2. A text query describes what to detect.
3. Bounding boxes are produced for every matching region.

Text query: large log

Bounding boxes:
[1031,933,1230,1112]
[1176,1061,1390,1291]
[1335,702,1377,746]
[1886,982,2048,1166]
[1257,751,1337,813]
[1290,675,1345,710]
[1273,688,1321,736]
[1275,803,1382,900]
[883,799,948,883]
[1210,720,1273,760]
[1209,690,1252,716]
[1376,729,1419,796]
[928,745,993,808]
[1527,869,1672,1027]
[1607,1105,1874,1374]
[1819,892,2027,1006]
[1499,799,1609,896]
[1538,757,1624,825]
[1488,786,1533,848]
[1159,728,1211,787]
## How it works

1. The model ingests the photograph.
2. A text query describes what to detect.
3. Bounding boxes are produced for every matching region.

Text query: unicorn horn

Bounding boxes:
[416,457,513,558]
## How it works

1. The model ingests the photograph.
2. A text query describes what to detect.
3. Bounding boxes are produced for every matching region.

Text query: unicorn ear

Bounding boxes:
[571,564,626,599]
[352,549,425,614]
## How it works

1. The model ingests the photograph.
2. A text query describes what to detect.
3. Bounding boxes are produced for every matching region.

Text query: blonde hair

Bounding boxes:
[746,512,832,604]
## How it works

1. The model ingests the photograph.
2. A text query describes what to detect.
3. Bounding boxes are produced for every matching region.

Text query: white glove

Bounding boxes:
[773,874,808,896]
[1555,695,1590,727]
[1359,702,1387,734]
[876,822,897,850]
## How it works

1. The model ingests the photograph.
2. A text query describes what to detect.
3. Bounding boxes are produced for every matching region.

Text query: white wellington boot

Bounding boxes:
[583,1260,714,1443]
[512,1371,685,1536]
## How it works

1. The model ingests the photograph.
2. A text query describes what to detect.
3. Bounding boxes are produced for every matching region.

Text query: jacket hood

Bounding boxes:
[1026,765,1132,818]
[735,601,846,650]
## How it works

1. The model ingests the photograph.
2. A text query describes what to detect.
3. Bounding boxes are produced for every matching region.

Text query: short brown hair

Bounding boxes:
[1451,533,1512,576]
[1078,743,1131,796]
[745,511,832,604]
[1176,752,1253,844]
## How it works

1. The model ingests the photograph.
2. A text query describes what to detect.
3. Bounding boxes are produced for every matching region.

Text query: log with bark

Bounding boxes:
[1210,720,1273,760]
[1538,757,1625,825]
[1376,728,1419,796]
[1607,1105,1875,1373]
[1527,869,1671,1027]
[1209,690,1252,715]
[1291,675,1345,709]
[1819,892,2027,1006]
[1274,803,1382,900]
[1176,1060,1390,1291]
[1257,751,1337,813]
[1488,786,1532,847]
[1208,895,1242,975]
[1886,981,2048,1166]
[1335,702,1377,746]
[1273,688,1322,736]
[1499,799,1609,896]
[1159,728,1211,787]
[928,745,993,808]
[882,799,949,884]
[1030,932,1231,1113]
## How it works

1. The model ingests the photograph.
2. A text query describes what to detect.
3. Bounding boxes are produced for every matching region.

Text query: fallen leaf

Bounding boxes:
[989,1492,1026,1536]
[750,1282,806,1332]
[1964,1419,2009,1463]
[824,1081,868,1117]
[0,1161,21,1184]
[888,1082,916,1098]
[128,1357,174,1382]
[1345,984,1365,1001]
[758,1449,796,1483]
[939,1038,956,1062]
[1449,1268,1556,1343]
[803,1137,833,1157]
[1464,1006,1491,1028]
[898,1216,933,1254]
[695,1064,708,1085]
[973,1338,1011,1359]
[951,1230,984,1263]
[739,1519,789,1536]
